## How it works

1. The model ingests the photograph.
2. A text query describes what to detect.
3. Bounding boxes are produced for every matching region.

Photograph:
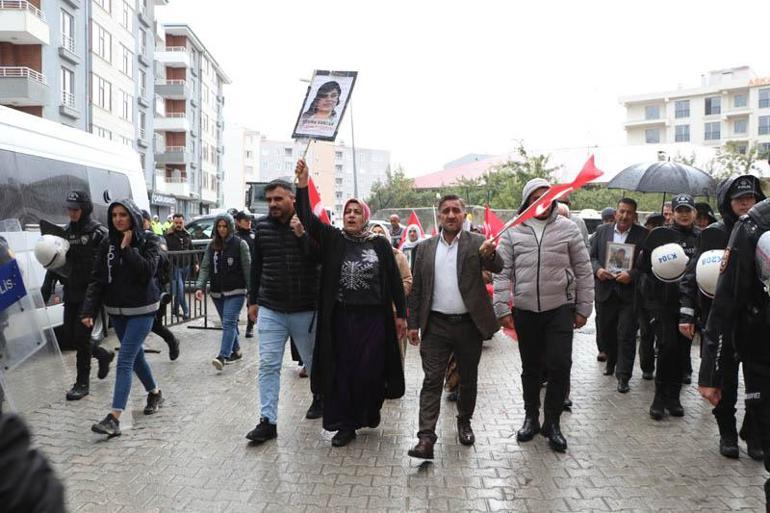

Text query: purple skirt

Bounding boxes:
[323,303,386,432]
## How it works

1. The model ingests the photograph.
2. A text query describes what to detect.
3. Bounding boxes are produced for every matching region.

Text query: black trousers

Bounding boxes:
[417,313,482,442]
[743,368,770,511]
[151,306,175,345]
[63,302,109,385]
[514,305,573,420]
[713,348,752,436]
[596,295,638,378]
[637,305,655,374]
[651,309,689,384]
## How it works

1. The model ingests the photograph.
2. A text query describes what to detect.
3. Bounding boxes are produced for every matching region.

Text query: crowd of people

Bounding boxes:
[30,160,770,509]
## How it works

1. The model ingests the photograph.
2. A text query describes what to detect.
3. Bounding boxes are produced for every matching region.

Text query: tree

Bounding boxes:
[707,141,764,180]
[366,166,435,212]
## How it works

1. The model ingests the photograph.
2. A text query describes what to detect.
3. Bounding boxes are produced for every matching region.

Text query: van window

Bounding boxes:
[87,167,132,223]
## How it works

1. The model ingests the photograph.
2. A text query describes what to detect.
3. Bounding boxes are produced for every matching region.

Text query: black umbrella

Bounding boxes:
[607,161,716,196]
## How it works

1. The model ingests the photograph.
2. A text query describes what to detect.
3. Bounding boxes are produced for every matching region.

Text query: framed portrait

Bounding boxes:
[606,242,635,274]
[292,70,357,142]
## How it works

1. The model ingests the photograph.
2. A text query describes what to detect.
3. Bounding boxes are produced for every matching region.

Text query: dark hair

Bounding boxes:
[437,194,465,211]
[617,197,638,211]
[172,213,185,220]
[211,218,230,251]
[140,209,151,221]
[265,179,295,195]
[303,81,342,118]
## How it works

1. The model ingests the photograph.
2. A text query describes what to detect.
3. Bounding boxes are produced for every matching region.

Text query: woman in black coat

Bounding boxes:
[294,159,406,447]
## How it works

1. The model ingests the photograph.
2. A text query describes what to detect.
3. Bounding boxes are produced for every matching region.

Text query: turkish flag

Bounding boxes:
[308,176,330,225]
[398,210,424,248]
[493,155,603,241]
[483,205,505,241]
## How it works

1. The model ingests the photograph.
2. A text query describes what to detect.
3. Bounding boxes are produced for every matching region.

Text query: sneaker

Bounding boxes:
[245,417,277,443]
[144,390,165,415]
[66,382,89,401]
[212,356,226,371]
[225,351,243,364]
[96,350,115,380]
[91,413,121,437]
[167,337,180,361]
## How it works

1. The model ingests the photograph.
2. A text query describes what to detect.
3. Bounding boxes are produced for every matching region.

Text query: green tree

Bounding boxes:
[366,166,435,212]
[708,141,763,180]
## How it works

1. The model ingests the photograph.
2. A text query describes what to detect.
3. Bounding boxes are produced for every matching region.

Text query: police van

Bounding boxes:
[0,106,150,327]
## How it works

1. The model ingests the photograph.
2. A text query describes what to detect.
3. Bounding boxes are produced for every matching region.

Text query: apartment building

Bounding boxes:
[0,0,165,194]
[223,128,390,218]
[621,66,770,158]
[152,23,229,218]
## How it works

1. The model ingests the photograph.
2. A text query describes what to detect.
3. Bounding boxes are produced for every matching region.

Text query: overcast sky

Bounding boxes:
[157,0,770,177]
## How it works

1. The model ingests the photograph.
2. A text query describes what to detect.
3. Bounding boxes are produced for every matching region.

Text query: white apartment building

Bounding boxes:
[621,66,770,158]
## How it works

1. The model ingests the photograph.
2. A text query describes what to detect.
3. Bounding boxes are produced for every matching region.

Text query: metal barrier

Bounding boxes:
[163,249,219,330]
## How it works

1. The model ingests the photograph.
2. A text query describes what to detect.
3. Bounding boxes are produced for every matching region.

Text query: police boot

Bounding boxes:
[715,415,739,459]
[664,383,685,417]
[739,415,765,461]
[649,382,665,420]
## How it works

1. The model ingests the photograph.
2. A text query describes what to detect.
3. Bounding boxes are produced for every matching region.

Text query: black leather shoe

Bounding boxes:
[96,350,115,380]
[66,383,89,401]
[331,429,356,447]
[617,377,630,394]
[246,417,277,443]
[642,371,654,380]
[562,398,572,412]
[603,365,615,376]
[457,418,475,446]
[167,337,180,361]
[516,416,541,442]
[407,438,434,459]
[747,440,765,461]
[597,352,607,362]
[664,384,684,417]
[649,385,665,420]
[542,421,567,452]
[305,395,323,420]
[682,372,692,385]
[719,437,739,459]
[446,391,458,402]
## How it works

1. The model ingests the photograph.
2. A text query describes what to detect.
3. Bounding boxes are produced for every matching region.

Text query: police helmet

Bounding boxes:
[756,231,770,294]
[651,243,688,282]
[34,235,70,270]
[695,249,724,298]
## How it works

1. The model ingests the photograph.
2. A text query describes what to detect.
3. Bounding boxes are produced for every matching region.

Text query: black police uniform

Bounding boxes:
[701,198,770,511]
[681,176,765,458]
[235,214,256,337]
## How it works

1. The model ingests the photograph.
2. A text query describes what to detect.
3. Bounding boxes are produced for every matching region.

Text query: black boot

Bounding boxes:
[764,479,769,513]
[66,382,89,401]
[739,416,765,461]
[305,394,323,420]
[94,347,115,380]
[664,383,684,417]
[649,383,665,420]
[715,414,739,458]
[541,417,567,452]
[516,415,541,442]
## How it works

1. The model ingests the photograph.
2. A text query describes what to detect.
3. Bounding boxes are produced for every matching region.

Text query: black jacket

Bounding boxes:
[81,199,161,318]
[235,227,256,256]
[164,227,193,252]
[249,214,320,313]
[701,198,770,388]
[589,223,647,303]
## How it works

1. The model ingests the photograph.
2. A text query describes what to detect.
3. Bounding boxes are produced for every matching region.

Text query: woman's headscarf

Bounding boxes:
[341,198,373,242]
[400,224,423,250]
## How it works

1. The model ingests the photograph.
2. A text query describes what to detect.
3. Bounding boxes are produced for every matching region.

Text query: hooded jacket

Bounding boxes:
[81,199,161,318]
[195,214,251,298]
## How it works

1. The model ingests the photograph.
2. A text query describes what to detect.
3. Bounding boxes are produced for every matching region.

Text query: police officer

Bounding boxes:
[638,193,699,420]
[681,176,765,459]
[42,191,113,401]
[700,197,770,511]
[234,211,256,338]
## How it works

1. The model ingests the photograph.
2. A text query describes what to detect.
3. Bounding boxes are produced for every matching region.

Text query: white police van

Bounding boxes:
[0,106,150,328]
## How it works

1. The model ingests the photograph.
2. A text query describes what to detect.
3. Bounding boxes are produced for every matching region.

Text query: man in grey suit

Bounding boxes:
[590,198,647,393]
[406,194,503,460]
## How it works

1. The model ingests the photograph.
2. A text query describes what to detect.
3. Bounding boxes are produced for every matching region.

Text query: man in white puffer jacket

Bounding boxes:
[493,177,594,453]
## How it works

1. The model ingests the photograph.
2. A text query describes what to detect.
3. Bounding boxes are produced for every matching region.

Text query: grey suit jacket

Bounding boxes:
[408,231,503,340]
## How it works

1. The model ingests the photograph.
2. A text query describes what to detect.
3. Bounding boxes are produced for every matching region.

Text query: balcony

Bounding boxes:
[154,112,190,132]
[59,89,78,118]
[58,34,79,64]
[154,79,190,100]
[155,46,190,68]
[0,0,49,44]
[0,66,48,106]
[723,107,752,119]
[623,117,667,129]
[155,171,191,197]
[155,145,193,165]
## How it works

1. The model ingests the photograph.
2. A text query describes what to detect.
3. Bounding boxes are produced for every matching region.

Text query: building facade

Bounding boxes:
[621,66,770,158]
[152,23,229,218]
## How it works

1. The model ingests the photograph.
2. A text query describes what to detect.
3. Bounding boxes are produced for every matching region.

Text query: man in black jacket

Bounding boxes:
[235,211,256,338]
[245,179,321,443]
[590,198,647,393]
[42,191,113,401]
[700,198,770,511]
[164,213,195,320]
[682,175,765,459]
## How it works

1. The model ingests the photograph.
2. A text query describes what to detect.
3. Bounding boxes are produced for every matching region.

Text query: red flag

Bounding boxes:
[483,205,505,241]
[308,176,330,225]
[493,155,603,241]
[398,210,424,248]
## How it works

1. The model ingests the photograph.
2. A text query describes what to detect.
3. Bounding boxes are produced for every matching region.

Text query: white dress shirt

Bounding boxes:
[612,224,630,243]
[431,230,468,314]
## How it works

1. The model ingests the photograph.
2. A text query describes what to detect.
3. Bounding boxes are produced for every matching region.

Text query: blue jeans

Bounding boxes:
[213,295,245,359]
[110,314,156,411]
[256,307,316,424]
[172,266,190,317]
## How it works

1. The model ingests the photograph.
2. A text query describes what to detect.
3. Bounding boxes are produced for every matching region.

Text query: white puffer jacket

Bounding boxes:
[493,206,594,318]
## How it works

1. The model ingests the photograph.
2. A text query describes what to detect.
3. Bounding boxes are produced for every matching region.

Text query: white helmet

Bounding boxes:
[756,231,770,294]
[695,249,724,298]
[651,243,688,282]
[34,235,69,270]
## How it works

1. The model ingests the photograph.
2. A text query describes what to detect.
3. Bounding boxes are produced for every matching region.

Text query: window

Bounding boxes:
[120,136,132,147]
[759,116,770,136]
[139,111,146,134]
[91,124,112,140]
[60,10,74,52]
[734,118,748,135]
[674,100,689,118]
[92,0,111,13]
[734,143,748,155]
[704,121,721,140]
[734,94,747,108]
[644,105,660,120]
[759,142,770,159]
[705,96,721,115]
[60,67,74,107]
[245,150,252,159]
[335,164,343,173]
[138,69,146,98]
[284,148,293,157]
[202,114,209,134]
[120,45,133,77]
[91,73,112,111]
[675,125,689,142]
[760,89,770,109]
[92,22,111,62]
[644,128,660,144]
[335,191,343,199]
[335,151,343,159]
[120,1,132,30]
[335,177,343,186]
[139,28,147,55]
[120,90,132,121]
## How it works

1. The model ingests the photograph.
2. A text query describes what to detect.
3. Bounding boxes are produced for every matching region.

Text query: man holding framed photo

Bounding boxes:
[589,198,647,393]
